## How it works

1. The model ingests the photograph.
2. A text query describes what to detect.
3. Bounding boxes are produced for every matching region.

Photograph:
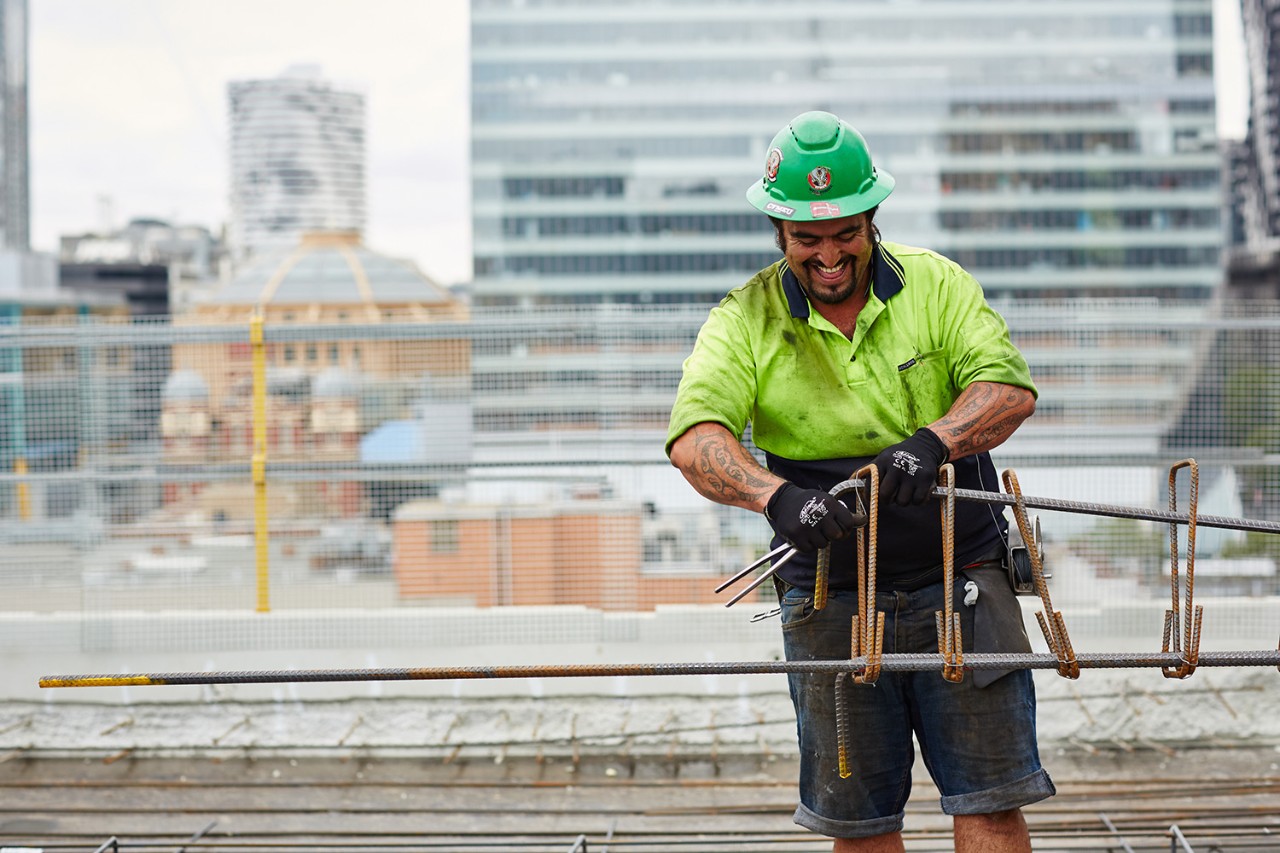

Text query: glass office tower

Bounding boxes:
[471,0,1221,308]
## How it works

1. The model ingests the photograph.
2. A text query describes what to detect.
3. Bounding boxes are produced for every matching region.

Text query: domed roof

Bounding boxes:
[162,370,209,401]
[313,367,361,399]
[213,231,454,307]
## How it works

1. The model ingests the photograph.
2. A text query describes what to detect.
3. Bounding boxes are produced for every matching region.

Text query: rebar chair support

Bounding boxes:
[1003,468,1080,679]
[1162,460,1203,680]
[936,464,965,683]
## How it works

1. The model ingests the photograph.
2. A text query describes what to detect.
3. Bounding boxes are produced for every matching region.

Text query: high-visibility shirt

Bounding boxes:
[666,240,1038,590]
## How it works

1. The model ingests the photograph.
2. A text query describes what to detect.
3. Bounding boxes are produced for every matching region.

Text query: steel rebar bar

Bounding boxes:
[39,649,1280,688]
[935,483,1280,535]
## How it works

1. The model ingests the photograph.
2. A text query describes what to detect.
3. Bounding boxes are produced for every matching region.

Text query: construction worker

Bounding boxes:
[666,111,1054,852]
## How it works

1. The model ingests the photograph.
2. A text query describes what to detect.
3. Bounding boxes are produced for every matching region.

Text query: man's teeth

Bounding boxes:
[816,263,845,274]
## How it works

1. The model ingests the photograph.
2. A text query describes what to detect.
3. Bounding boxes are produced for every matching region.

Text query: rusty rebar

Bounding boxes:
[38,650,1280,688]
[1163,460,1204,680]
[1004,468,1080,679]
[719,469,1280,613]
[937,464,964,683]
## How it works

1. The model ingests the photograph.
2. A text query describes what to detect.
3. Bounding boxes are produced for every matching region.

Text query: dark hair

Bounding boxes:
[769,206,880,251]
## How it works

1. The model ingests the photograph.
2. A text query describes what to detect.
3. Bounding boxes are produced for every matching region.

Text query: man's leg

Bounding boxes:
[953,808,1031,853]
[832,832,906,852]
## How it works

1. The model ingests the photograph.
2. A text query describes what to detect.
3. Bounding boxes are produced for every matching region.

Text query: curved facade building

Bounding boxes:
[228,68,366,261]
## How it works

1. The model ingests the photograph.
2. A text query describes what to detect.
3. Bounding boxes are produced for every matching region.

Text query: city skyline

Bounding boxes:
[30,0,1248,289]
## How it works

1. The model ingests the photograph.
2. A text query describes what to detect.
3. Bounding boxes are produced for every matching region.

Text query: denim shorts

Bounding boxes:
[778,575,1055,839]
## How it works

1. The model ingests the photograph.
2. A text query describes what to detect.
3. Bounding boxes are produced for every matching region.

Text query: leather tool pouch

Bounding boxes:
[962,564,1034,687]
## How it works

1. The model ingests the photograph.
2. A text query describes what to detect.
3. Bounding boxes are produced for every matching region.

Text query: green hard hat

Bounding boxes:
[746,111,894,222]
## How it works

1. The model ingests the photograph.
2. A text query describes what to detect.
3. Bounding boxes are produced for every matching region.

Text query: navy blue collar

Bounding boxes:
[780,242,906,320]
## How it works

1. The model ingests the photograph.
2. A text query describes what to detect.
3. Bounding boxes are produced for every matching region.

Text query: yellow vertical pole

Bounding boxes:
[251,311,270,613]
[14,457,28,521]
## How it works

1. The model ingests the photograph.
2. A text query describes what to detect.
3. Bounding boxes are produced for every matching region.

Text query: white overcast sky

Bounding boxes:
[29,0,1250,288]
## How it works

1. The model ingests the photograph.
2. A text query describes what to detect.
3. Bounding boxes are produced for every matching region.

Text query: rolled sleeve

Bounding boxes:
[942,267,1037,398]
[665,300,757,456]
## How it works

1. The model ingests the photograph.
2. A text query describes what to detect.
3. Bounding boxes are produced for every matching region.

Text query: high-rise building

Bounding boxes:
[0,0,27,251]
[1239,0,1280,250]
[471,0,1221,308]
[228,66,366,261]
[469,0,1224,459]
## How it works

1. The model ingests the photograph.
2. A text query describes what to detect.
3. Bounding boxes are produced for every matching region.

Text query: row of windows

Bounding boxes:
[268,342,354,366]
[940,169,1219,193]
[484,176,738,202]
[483,168,1221,206]
[475,284,1217,306]
[475,244,1220,278]
[940,208,1220,231]
[948,130,1137,154]
[949,99,1120,117]
[480,126,1206,167]
[951,245,1219,269]
[474,291,721,307]
[476,135,754,161]
[500,213,771,238]
[475,370,683,392]
[474,51,1191,88]
[1174,14,1214,36]
[1031,364,1179,380]
[473,12,1195,46]
[475,410,671,432]
[476,251,780,276]
[475,283,1217,307]
[488,207,1219,240]
[990,286,1213,302]
[474,96,1211,125]
[1176,53,1213,75]
[503,175,625,198]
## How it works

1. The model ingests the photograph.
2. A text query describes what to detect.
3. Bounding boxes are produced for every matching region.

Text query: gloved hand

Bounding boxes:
[874,427,949,507]
[765,482,860,553]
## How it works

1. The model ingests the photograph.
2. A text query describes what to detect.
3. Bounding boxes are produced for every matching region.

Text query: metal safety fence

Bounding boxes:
[0,299,1278,658]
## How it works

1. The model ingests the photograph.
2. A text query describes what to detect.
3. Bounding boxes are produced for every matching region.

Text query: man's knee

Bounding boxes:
[832,831,905,853]
[974,807,1023,826]
[953,808,1030,853]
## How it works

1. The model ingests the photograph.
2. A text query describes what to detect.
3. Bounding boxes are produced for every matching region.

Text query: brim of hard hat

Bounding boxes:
[745,169,895,222]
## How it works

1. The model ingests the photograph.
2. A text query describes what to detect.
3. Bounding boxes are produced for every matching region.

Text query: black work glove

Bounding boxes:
[873,427,949,507]
[765,482,860,553]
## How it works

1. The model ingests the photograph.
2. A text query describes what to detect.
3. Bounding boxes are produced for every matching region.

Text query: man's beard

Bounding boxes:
[798,259,862,305]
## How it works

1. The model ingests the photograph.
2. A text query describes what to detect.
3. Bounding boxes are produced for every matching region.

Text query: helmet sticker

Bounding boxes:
[809,201,842,218]
[764,147,783,182]
[764,201,796,217]
[807,166,832,194]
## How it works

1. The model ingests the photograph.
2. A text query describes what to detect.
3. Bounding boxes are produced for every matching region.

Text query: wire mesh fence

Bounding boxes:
[0,299,1277,657]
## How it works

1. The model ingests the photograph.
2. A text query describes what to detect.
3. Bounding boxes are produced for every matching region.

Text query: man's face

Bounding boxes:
[779,214,875,305]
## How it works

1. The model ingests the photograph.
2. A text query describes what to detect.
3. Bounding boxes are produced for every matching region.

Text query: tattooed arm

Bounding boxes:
[668,421,784,514]
[928,381,1035,461]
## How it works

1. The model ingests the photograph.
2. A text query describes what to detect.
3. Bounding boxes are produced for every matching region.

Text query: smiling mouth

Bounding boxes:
[809,260,848,279]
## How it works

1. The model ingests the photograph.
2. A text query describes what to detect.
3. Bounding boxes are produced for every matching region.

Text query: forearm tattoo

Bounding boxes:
[677,423,779,510]
[933,382,1034,460]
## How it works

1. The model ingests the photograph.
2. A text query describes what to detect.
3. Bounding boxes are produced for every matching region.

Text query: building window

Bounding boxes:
[430,520,459,554]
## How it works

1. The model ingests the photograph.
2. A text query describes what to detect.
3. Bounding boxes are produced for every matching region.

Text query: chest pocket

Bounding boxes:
[896,349,954,431]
